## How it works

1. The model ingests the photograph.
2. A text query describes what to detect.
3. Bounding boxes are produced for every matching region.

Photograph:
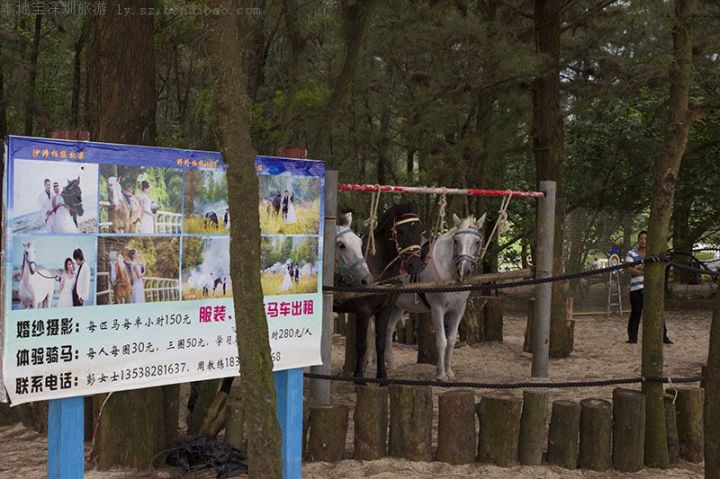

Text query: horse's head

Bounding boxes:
[23,241,37,274]
[107,176,119,208]
[63,177,84,216]
[451,213,486,281]
[377,203,424,276]
[336,212,373,286]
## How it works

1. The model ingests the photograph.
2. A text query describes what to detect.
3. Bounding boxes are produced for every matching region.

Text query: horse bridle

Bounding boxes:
[376,213,423,278]
[61,185,83,215]
[23,251,60,281]
[336,227,369,285]
[453,226,482,265]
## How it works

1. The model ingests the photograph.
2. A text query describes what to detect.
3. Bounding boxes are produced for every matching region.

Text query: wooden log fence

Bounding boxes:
[301,382,703,469]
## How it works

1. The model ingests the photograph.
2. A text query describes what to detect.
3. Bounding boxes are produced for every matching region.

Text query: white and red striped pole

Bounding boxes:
[338,183,545,199]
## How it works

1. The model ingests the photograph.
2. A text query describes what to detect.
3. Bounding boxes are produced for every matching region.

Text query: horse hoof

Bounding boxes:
[436,374,448,382]
[446,371,455,381]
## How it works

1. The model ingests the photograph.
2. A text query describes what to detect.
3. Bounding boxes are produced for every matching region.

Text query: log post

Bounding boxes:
[417,313,437,365]
[198,391,228,438]
[353,385,388,460]
[405,313,416,345]
[547,400,580,469]
[483,296,503,342]
[676,387,703,463]
[477,395,523,466]
[612,388,645,472]
[343,313,357,375]
[518,390,548,465]
[461,293,486,345]
[523,299,535,353]
[579,398,611,471]
[389,385,433,461]
[307,405,349,462]
[225,397,245,450]
[563,297,575,356]
[664,394,680,464]
[437,390,476,465]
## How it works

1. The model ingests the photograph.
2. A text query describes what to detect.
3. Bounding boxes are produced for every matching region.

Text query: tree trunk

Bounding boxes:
[532,0,568,358]
[343,313,357,375]
[579,398,611,471]
[312,0,376,160]
[225,396,246,451]
[276,0,306,147]
[187,380,222,435]
[547,400,580,469]
[87,1,170,469]
[705,290,720,478]
[24,13,42,136]
[206,1,282,475]
[671,195,695,284]
[416,313,437,365]
[642,0,697,469]
[483,296,503,342]
[676,387,704,463]
[388,385,433,461]
[518,390,548,465]
[477,395,523,467]
[71,22,88,128]
[613,388,646,472]
[307,405,349,462]
[437,390,476,465]
[353,385,388,460]
[0,59,7,140]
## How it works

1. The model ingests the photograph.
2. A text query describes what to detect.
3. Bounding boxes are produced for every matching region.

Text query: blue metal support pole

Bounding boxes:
[48,397,84,478]
[274,368,303,479]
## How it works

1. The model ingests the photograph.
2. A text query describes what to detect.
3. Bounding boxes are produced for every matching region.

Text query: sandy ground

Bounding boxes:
[0,292,712,478]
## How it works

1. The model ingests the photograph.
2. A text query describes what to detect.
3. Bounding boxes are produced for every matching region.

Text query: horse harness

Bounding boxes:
[377,213,424,280]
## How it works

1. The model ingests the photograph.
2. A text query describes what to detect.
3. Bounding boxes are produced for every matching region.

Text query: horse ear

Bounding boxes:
[453,213,462,227]
[344,212,352,226]
[476,213,487,229]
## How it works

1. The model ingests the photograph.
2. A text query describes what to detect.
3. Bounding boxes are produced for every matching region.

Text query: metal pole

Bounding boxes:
[310,169,337,404]
[532,180,556,377]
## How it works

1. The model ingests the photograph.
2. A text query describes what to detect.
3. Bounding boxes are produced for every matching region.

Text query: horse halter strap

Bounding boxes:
[392,214,422,256]
[454,225,482,264]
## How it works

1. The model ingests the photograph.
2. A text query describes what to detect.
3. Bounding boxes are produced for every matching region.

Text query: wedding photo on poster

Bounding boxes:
[99,165,183,234]
[260,236,319,296]
[183,169,230,234]
[96,236,181,305]
[258,175,321,235]
[10,159,98,234]
[182,237,232,300]
[10,235,97,309]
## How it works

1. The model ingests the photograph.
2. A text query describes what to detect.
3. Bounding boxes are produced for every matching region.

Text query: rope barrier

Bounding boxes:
[303,372,704,389]
[326,255,720,295]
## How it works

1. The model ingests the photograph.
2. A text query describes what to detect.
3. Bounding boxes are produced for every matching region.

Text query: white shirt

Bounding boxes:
[39,190,52,214]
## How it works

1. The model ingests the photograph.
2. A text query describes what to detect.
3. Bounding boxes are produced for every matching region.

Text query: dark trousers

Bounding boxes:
[627,289,668,342]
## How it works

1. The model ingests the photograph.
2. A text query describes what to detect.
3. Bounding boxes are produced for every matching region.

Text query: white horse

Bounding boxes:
[335,212,373,287]
[18,241,57,309]
[386,213,486,381]
[106,176,141,233]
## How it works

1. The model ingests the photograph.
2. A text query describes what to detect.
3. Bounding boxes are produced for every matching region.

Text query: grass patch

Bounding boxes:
[261,272,317,296]
[259,199,320,235]
[184,215,230,234]
[182,286,232,300]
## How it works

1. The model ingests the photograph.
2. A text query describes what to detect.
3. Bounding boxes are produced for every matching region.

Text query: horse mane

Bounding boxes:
[337,209,352,227]
[374,202,418,234]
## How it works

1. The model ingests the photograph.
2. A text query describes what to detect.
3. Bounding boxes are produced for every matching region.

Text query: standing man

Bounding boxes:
[281,190,290,223]
[39,178,53,231]
[626,230,672,344]
[72,248,91,306]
